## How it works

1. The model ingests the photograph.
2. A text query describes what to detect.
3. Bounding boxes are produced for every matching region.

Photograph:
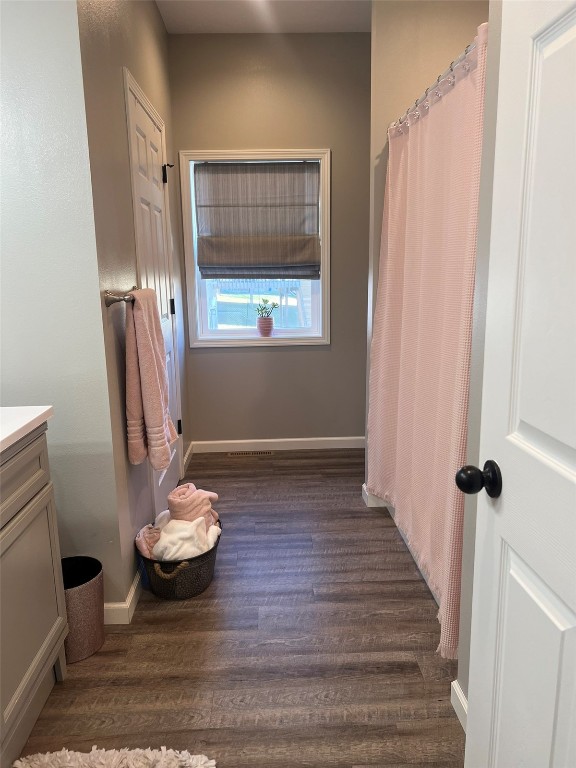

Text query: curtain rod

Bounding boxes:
[391,40,477,130]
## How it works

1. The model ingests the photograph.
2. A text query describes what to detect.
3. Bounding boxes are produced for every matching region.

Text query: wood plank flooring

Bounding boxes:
[22,449,464,767]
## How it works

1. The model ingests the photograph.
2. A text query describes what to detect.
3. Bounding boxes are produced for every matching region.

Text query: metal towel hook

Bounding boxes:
[104,286,138,307]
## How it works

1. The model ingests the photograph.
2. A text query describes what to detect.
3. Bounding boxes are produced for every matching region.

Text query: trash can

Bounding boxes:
[61,556,104,663]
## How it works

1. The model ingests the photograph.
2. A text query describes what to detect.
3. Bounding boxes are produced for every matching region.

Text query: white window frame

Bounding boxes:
[179,148,331,348]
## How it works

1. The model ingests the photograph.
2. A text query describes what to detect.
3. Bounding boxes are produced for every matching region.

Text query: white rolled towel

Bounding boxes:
[206,524,221,550]
[152,518,221,561]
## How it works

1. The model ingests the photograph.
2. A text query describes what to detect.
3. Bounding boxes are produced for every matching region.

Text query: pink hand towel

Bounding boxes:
[135,524,162,560]
[168,482,219,531]
[135,510,171,560]
[125,288,177,471]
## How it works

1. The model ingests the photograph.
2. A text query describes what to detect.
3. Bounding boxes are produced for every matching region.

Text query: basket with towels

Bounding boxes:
[136,483,221,599]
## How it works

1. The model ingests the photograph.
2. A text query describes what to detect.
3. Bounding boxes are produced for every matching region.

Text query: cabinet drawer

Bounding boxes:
[0,435,49,529]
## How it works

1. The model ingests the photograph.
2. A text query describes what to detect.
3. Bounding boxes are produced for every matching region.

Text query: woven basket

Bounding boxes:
[139,522,221,600]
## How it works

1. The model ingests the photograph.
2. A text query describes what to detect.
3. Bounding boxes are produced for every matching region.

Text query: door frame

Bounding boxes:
[451,0,504,732]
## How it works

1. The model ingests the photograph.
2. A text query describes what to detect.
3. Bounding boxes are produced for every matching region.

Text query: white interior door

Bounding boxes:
[125,70,183,516]
[465,2,576,766]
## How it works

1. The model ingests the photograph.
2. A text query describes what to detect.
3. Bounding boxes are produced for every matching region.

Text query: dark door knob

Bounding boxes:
[455,460,502,498]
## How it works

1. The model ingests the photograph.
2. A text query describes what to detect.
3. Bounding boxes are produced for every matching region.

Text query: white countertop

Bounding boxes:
[0,406,53,452]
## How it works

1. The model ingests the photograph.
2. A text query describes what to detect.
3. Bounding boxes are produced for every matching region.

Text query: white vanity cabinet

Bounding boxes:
[0,407,68,767]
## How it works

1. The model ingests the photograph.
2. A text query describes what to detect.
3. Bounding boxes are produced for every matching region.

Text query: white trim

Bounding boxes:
[362,483,388,507]
[123,68,164,130]
[451,679,468,732]
[190,436,365,454]
[104,570,141,625]
[183,440,195,473]
[181,149,330,161]
[179,148,331,348]
[179,433,186,479]
[186,335,329,349]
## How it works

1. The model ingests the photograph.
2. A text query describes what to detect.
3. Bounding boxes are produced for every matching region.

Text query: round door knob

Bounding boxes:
[455,460,502,498]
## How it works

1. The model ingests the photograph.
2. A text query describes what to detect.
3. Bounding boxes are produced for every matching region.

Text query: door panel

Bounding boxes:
[512,13,576,456]
[491,546,576,767]
[466,2,576,765]
[125,71,182,515]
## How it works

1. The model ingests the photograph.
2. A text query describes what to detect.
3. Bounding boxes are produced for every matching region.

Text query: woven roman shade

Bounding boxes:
[194,161,321,279]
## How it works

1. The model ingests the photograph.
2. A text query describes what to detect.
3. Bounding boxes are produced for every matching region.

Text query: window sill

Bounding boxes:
[190,333,329,349]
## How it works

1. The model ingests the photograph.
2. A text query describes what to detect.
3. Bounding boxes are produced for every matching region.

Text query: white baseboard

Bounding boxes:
[362,483,388,507]
[104,570,141,625]
[183,440,194,474]
[190,436,366,454]
[451,679,468,732]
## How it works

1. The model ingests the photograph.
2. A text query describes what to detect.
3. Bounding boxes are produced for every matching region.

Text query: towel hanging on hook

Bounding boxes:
[104,287,138,307]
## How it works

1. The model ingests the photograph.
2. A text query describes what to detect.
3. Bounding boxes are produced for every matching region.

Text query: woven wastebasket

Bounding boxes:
[140,523,221,600]
[61,556,104,663]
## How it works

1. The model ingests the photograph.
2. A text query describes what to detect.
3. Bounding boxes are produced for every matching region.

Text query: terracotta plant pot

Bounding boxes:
[257,317,274,337]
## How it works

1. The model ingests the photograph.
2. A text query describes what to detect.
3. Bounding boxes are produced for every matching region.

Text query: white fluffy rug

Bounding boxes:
[13,748,216,767]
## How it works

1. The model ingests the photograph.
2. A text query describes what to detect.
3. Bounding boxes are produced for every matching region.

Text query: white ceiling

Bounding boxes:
[155,0,372,34]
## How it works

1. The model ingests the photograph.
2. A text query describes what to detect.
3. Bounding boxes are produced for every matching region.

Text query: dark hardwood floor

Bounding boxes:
[23,449,464,767]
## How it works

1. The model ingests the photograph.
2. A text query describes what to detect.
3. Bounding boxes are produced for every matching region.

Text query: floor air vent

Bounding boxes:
[227,451,274,456]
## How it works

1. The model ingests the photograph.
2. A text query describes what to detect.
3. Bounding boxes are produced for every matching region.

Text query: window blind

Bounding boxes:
[194,161,321,279]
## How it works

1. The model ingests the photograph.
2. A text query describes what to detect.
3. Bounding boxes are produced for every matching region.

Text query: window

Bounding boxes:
[179,149,330,347]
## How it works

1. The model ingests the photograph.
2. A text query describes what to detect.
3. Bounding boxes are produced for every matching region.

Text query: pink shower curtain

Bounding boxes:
[367,24,488,659]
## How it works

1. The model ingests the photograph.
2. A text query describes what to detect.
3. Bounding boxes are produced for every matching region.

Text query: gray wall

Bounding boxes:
[0,1,121,600]
[368,0,489,343]
[1,0,184,605]
[368,0,489,697]
[76,0,187,598]
[169,33,371,442]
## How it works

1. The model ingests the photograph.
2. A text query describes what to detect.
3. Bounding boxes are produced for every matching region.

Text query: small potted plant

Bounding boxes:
[255,298,279,337]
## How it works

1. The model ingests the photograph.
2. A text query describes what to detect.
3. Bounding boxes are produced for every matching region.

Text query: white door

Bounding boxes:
[465,2,576,766]
[125,70,183,515]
